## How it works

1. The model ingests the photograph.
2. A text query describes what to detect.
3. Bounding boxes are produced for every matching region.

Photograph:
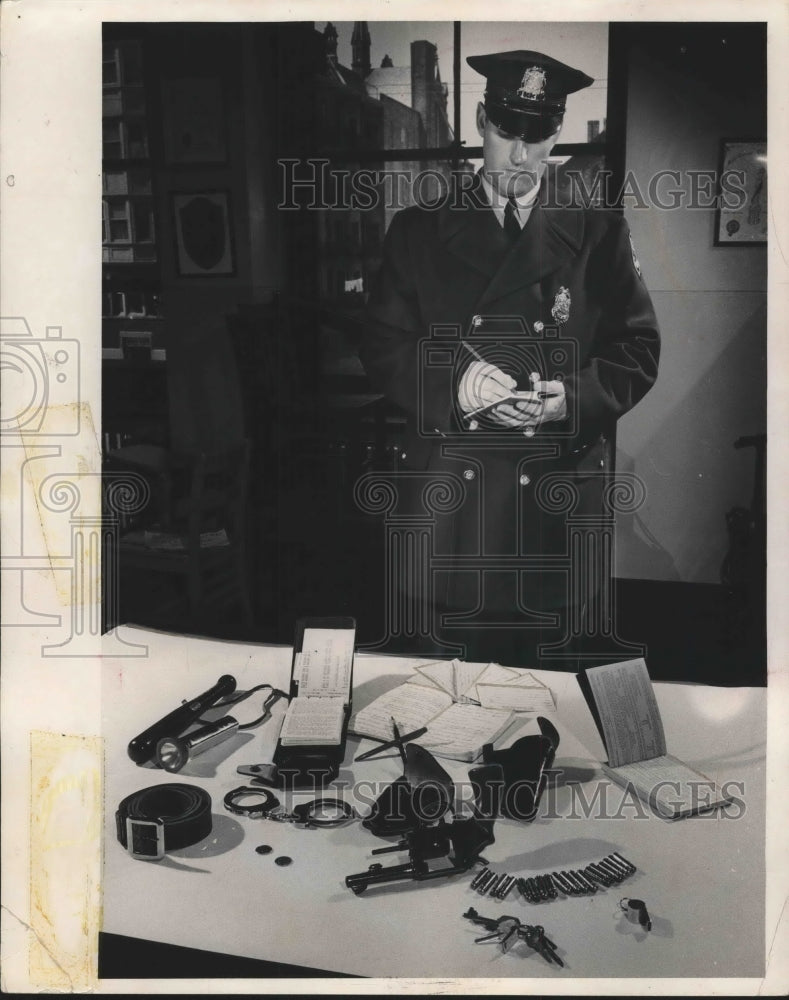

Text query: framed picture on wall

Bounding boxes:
[162,78,227,165]
[172,191,235,277]
[714,139,767,245]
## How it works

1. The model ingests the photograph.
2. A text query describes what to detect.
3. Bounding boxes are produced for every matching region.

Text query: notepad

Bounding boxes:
[349,679,453,743]
[349,659,532,762]
[279,627,354,747]
[578,658,733,819]
[413,703,516,762]
[279,696,346,746]
[415,659,492,702]
[476,682,556,713]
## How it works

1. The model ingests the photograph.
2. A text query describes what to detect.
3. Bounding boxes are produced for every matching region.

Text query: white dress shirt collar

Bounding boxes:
[479,170,540,229]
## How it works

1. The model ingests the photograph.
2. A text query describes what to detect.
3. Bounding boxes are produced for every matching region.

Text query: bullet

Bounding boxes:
[602,853,629,874]
[598,858,625,882]
[486,873,509,896]
[476,870,498,894]
[575,870,598,893]
[585,864,610,887]
[560,870,583,894]
[612,852,637,874]
[470,866,491,890]
[498,875,517,899]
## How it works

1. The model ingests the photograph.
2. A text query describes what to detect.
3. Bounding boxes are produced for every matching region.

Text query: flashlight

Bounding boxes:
[128,674,237,765]
[155,716,240,773]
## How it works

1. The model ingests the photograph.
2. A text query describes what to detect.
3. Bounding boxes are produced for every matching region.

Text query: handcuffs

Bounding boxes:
[223,785,280,819]
[269,798,358,828]
[223,787,357,828]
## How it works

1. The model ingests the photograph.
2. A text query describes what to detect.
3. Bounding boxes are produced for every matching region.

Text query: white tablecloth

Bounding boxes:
[101,627,766,981]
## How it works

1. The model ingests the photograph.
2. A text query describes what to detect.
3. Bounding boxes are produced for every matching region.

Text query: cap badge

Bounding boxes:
[551,286,571,324]
[518,66,547,101]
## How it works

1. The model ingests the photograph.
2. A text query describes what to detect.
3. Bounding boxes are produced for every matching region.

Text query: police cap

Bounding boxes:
[467,50,594,142]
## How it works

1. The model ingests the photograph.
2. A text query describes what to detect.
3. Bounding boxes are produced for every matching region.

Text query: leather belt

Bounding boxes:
[116,783,212,861]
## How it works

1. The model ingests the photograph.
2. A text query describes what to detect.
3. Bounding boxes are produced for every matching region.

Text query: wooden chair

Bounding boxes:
[116,440,253,629]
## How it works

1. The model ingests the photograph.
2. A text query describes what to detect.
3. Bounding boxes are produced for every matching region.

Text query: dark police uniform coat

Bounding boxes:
[360,178,660,615]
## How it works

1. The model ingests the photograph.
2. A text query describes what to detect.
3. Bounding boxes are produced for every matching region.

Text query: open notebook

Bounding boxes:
[577,658,734,819]
[278,627,355,746]
[349,659,554,762]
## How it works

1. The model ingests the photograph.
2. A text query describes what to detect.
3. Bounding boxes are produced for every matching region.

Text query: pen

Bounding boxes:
[461,340,514,391]
[390,716,407,766]
[462,392,558,420]
[354,725,429,762]
[461,343,558,407]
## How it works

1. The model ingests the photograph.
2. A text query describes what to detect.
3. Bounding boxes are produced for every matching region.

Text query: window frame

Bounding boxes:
[315,21,624,208]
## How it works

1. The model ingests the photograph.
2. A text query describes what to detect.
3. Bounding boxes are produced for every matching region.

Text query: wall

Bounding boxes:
[137,24,314,451]
[615,26,767,583]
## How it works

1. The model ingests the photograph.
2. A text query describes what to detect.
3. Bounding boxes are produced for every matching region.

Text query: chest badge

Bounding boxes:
[551,286,571,324]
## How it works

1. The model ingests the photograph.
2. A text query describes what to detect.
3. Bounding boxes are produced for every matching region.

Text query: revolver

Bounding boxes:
[345,812,494,895]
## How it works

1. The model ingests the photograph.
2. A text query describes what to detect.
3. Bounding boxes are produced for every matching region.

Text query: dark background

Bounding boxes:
[102,20,766,690]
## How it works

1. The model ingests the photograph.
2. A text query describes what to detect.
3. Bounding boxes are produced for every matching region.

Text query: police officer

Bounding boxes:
[360,51,660,665]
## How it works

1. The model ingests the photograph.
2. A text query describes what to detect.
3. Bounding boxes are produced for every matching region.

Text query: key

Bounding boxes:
[472,916,519,950]
[463,906,499,933]
[523,924,564,967]
[496,917,522,952]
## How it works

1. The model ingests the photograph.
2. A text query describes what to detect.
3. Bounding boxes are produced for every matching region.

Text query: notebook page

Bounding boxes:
[279,696,345,745]
[349,684,453,742]
[298,628,354,697]
[452,660,491,701]
[477,683,556,712]
[604,754,732,817]
[414,660,456,697]
[476,663,520,685]
[415,703,515,760]
[406,662,451,691]
[585,658,666,767]
[504,670,546,688]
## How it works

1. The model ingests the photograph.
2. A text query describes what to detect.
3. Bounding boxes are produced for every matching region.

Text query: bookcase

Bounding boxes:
[102,33,164,363]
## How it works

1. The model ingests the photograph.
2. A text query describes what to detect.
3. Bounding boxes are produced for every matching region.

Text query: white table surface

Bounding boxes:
[101,627,766,981]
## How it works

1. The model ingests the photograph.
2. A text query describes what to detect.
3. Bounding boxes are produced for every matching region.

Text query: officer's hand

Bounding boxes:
[457,360,517,413]
[488,393,544,427]
[530,380,567,424]
[491,378,567,435]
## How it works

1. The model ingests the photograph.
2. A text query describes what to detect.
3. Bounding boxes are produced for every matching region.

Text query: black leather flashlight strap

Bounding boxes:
[116,783,212,860]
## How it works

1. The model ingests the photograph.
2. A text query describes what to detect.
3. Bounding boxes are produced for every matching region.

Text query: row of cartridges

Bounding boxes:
[469,852,637,903]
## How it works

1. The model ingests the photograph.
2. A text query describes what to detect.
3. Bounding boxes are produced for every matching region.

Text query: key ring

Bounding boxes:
[268,797,358,828]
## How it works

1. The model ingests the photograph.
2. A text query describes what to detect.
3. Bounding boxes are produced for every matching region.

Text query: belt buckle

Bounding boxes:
[125,817,165,861]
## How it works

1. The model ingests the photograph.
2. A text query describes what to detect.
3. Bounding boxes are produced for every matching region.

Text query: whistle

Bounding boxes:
[127,674,237,765]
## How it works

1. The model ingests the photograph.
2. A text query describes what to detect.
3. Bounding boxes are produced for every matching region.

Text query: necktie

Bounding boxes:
[503,198,521,242]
